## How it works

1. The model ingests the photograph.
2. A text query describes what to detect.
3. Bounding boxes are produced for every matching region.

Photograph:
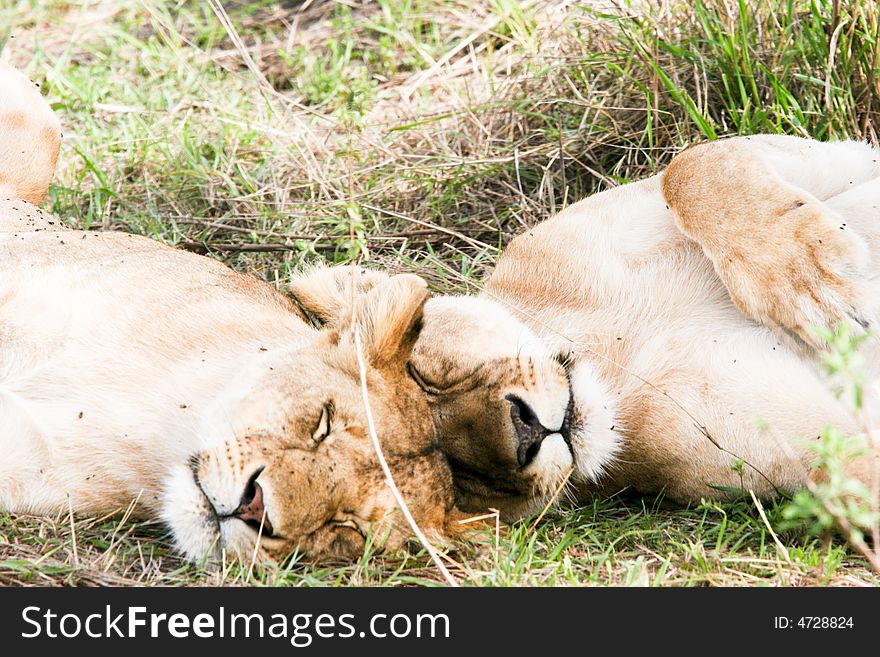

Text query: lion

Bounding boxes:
[293,135,880,521]
[0,60,460,563]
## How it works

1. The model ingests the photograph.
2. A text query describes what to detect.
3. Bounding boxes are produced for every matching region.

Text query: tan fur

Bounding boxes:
[0,63,459,563]
[663,137,874,350]
[293,135,880,521]
[0,61,60,206]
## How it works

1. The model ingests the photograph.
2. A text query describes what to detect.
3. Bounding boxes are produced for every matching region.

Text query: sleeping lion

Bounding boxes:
[0,60,459,563]
[4,57,878,565]
[294,137,880,521]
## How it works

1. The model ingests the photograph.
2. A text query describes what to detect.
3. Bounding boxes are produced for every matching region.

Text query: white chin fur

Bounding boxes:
[160,465,222,562]
[523,433,574,495]
[568,360,619,482]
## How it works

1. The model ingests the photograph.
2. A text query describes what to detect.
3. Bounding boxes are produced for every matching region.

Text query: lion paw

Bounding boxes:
[717,201,874,350]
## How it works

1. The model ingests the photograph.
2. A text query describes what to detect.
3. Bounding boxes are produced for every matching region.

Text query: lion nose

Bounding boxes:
[507,395,557,468]
[234,468,274,536]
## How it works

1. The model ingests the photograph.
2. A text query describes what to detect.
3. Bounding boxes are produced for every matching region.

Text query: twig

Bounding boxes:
[179,225,492,254]
[527,467,574,534]
[246,508,268,583]
[352,323,458,587]
[181,241,318,253]
[103,491,143,571]
[176,218,485,241]
[825,18,847,111]
[748,489,791,565]
[457,508,501,571]
[361,203,499,253]
[67,495,79,568]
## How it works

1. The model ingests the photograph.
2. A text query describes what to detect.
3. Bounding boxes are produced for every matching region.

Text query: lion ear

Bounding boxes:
[356,274,429,370]
[289,264,390,326]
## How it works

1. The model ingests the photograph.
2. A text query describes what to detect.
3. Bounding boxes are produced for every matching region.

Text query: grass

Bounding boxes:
[1,0,879,586]
[4,495,878,587]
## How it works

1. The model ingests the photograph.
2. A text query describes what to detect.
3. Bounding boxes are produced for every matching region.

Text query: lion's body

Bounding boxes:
[0,211,457,561]
[290,136,880,519]
[0,224,310,515]
[0,61,458,562]
[480,135,880,503]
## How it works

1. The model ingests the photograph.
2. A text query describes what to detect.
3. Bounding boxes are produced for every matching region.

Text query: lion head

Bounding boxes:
[162,273,457,562]
[290,266,618,523]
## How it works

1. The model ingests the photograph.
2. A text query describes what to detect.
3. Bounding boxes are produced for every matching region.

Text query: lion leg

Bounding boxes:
[0,59,62,231]
[662,135,880,349]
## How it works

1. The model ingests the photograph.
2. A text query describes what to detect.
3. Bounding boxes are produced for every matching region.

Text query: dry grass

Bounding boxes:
[1,0,879,586]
